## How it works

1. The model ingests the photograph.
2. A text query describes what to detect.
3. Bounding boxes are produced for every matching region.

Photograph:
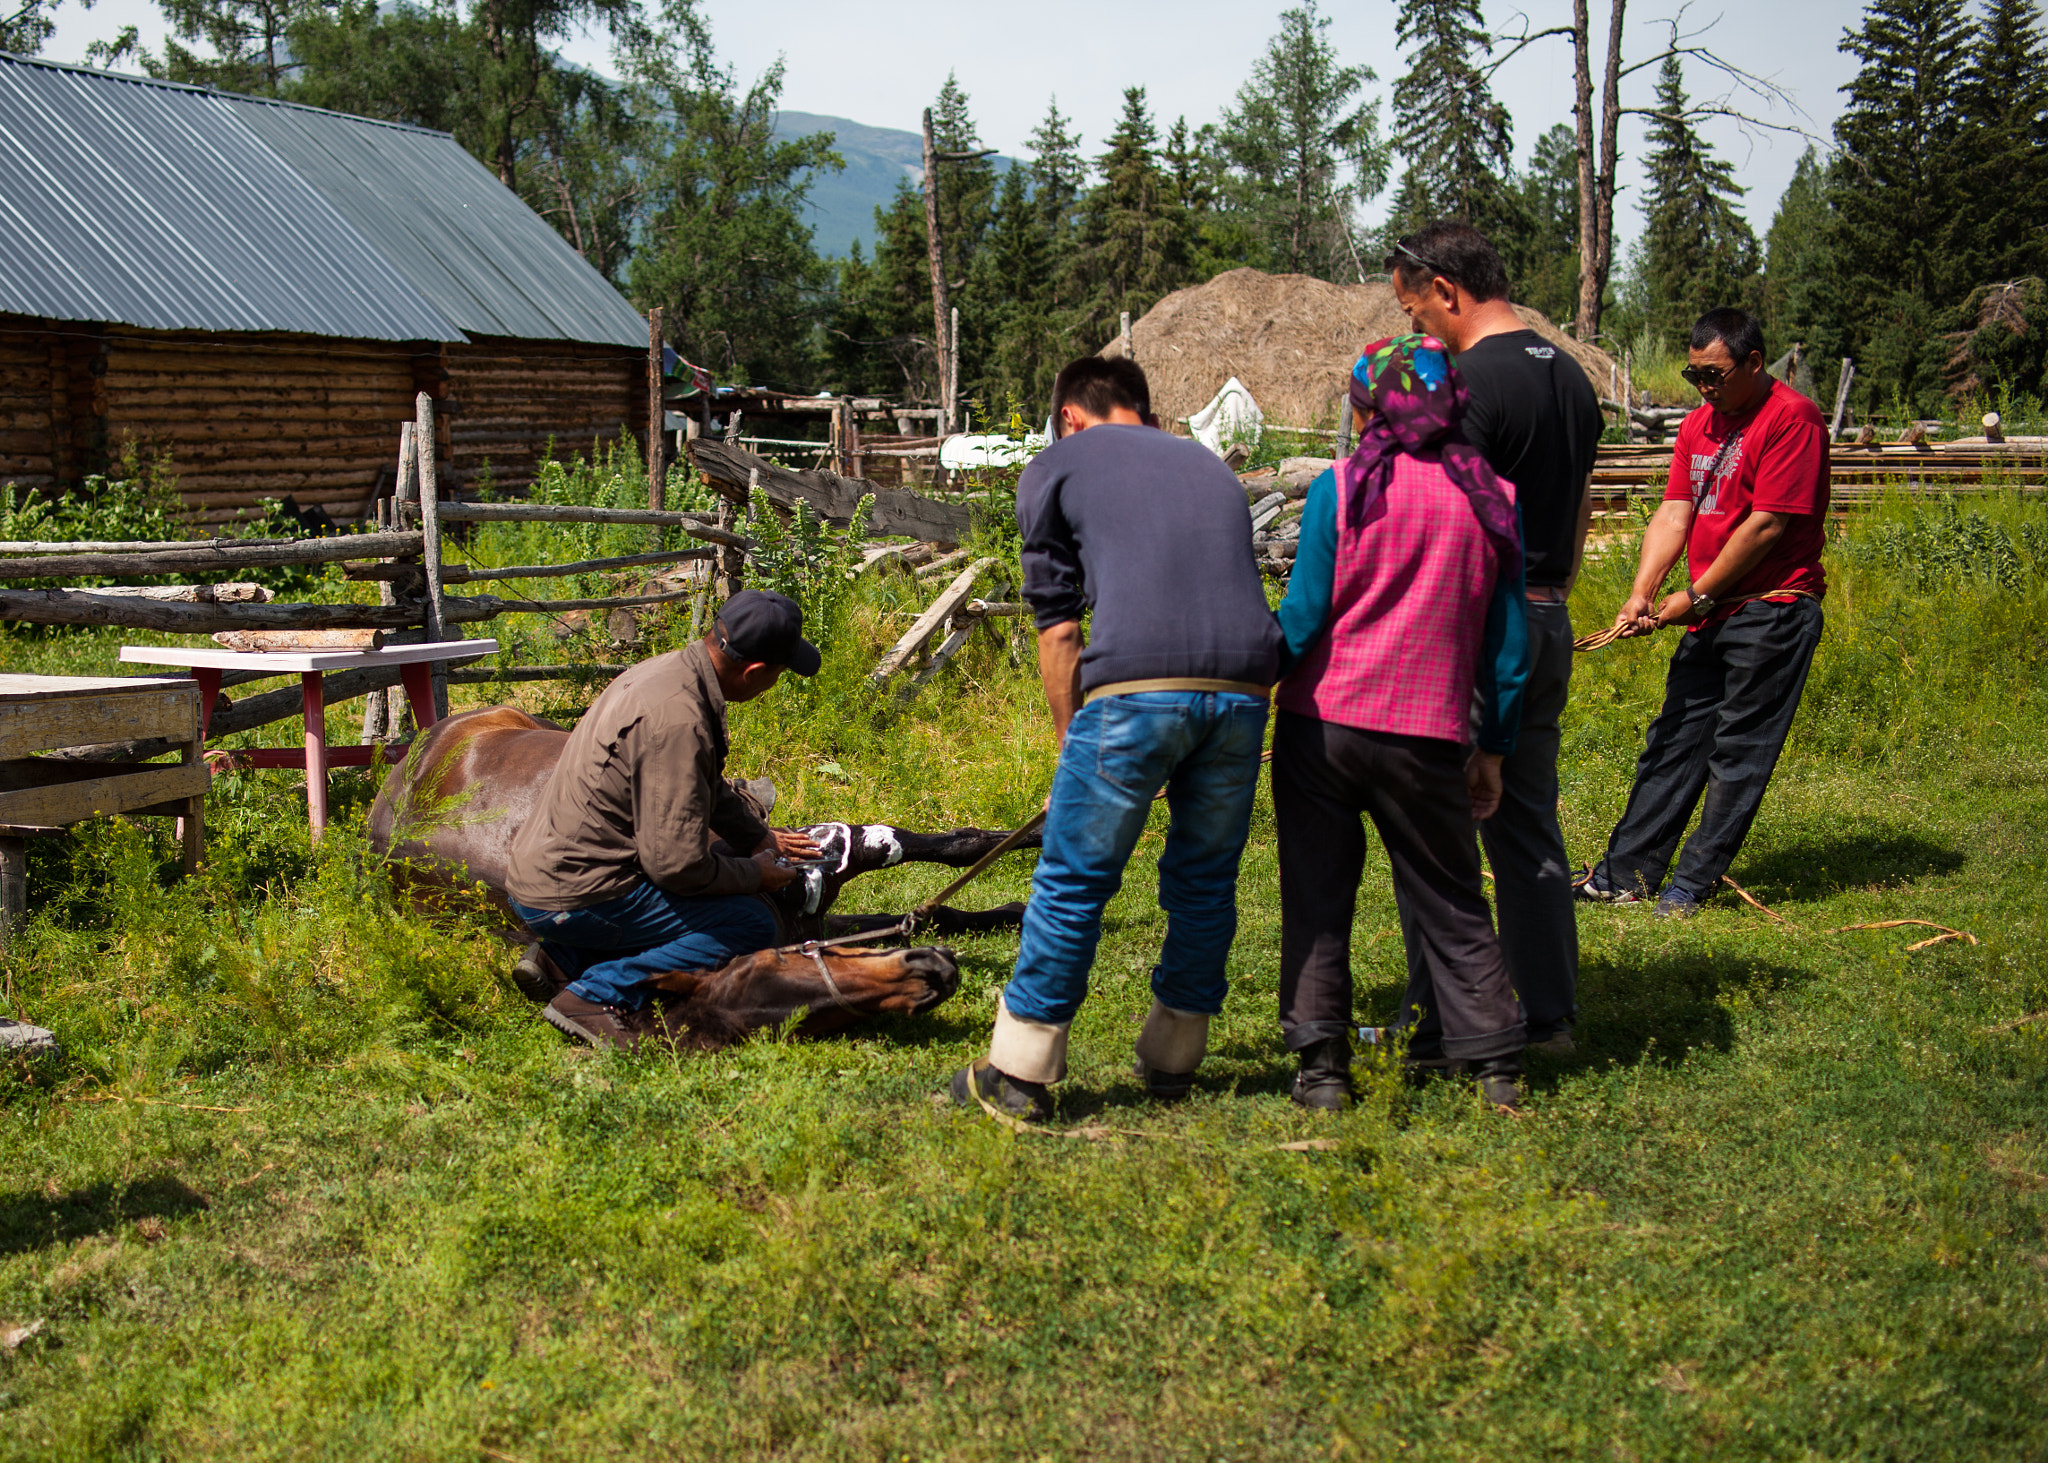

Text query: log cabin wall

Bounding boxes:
[0,317,652,525]
[444,336,642,497]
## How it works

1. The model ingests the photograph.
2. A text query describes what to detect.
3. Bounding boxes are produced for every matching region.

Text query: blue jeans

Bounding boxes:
[509,882,778,1011]
[1003,690,1269,1026]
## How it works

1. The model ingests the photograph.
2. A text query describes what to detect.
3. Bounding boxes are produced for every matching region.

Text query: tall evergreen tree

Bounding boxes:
[1636,53,1761,347]
[1027,97,1087,242]
[1959,0,2048,286]
[1830,0,1977,411]
[1512,123,1581,327]
[1762,148,1841,399]
[1385,0,1522,257]
[971,165,1069,416]
[1211,0,1386,280]
[1074,87,1193,350]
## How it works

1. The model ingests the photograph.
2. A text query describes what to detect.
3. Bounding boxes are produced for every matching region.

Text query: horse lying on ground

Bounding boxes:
[365,706,1039,1047]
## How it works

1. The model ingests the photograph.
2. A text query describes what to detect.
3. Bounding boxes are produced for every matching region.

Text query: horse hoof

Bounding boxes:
[900,945,960,1009]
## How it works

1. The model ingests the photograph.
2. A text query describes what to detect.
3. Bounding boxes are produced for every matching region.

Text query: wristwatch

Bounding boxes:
[1686,583,1716,616]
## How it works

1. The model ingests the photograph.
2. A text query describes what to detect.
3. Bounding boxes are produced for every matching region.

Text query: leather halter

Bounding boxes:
[802,941,859,1012]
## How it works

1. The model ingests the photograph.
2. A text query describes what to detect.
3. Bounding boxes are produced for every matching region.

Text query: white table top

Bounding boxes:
[118,639,496,673]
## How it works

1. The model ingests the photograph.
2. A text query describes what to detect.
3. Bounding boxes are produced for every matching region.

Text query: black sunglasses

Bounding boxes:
[1392,238,1445,276]
[1680,365,1733,388]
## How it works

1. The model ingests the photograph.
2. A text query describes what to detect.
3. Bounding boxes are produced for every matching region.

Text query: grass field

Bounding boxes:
[0,489,2044,1459]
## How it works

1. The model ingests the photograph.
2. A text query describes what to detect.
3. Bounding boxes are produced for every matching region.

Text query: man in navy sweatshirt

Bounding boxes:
[951,356,1282,1122]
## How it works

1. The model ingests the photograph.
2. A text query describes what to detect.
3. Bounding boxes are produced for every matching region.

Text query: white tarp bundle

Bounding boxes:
[939,432,1049,470]
[1188,376,1264,457]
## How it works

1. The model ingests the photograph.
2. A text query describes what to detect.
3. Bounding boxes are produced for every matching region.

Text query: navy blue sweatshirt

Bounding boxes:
[1017,424,1282,694]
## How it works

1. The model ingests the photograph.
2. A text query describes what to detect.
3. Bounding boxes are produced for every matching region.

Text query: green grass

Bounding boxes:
[1,495,2045,1459]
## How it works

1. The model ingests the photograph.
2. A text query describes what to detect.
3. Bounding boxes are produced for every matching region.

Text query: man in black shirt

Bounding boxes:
[1387,221,1605,1051]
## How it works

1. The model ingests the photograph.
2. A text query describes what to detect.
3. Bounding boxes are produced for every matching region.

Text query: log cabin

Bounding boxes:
[0,53,651,526]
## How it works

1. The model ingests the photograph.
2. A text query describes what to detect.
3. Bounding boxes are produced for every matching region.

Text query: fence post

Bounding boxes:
[361,421,416,743]
[416,393,454,719]
[647,307,666,551]
[1828,359,1856,441]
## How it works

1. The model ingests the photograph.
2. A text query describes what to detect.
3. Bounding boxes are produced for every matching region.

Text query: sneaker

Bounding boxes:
[1290,1035,1353,1111]
[1475,1057,1522,1111]
[1573,866,1642,904]
[950,1057,1053,1123]
[511,943,572,1003]
[1652,887,1702,920]
[1133,1059,1195,1102]
[542,990,655,1053]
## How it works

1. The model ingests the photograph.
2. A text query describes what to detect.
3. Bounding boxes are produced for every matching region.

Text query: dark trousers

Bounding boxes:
[1595,597,1824,900]
[1399,599,1579,1040]
[1273,711,1525,1064]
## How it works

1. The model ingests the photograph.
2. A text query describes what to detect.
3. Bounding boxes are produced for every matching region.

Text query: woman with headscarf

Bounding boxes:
[1272,334,1531,1111]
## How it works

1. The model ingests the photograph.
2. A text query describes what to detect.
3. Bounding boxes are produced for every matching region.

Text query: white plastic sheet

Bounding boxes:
[1188,376,1264,457]
[939,432,1048,470]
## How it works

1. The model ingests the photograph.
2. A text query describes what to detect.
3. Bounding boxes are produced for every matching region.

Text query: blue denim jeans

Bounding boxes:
[1003,690,1269,1027]
[509,881,777,1011]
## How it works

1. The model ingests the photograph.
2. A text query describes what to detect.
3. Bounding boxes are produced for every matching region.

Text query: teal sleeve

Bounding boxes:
[1276,468,1339,674]
[1475,558,1529,754]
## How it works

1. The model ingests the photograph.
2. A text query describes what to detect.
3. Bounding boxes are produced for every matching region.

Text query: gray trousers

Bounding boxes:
[1398,599,1579,1041]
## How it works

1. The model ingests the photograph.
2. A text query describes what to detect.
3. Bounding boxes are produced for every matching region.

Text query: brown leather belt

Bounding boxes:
[1084,677,1272,706]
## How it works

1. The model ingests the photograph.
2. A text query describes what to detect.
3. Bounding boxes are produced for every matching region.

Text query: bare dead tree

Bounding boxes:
[1491,2,1820,342]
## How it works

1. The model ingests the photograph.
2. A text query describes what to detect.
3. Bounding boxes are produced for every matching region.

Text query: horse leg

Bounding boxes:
[821,902,1028,940]
[646,945,962,1048]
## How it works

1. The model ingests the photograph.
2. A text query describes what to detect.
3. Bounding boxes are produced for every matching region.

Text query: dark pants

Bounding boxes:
[1595,597,1824,900]
[510,882,778,1011]
[1273,711,1525,1064]
[1399,598,1579,1041]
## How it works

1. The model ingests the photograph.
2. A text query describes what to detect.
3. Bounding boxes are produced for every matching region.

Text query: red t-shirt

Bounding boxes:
[1663,379,1830,628]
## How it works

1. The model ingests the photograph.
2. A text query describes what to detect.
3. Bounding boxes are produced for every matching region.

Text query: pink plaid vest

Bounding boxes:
[1277,452,1514,743]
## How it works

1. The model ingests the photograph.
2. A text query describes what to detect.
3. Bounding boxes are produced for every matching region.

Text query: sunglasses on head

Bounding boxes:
[1393,238,1445,276]
[1680,364,1736,388]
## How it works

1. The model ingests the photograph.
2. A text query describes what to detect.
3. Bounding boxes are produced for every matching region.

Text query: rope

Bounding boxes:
[1574,588,1820,653]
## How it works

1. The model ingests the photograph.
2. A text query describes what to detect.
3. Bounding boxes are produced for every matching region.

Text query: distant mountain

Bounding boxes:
[772,109,1015,261]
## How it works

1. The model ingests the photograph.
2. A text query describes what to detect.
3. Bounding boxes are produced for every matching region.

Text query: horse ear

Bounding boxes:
[646,969,703,998]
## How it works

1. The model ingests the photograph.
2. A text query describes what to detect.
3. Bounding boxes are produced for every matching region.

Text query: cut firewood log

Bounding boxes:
[212,629,388,652]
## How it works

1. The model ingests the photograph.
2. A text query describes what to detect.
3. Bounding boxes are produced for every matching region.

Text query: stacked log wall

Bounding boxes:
[0,317,651,525]
[444,336,642,498]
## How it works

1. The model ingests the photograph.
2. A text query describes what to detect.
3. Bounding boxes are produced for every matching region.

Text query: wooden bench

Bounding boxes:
[0,674,207,951]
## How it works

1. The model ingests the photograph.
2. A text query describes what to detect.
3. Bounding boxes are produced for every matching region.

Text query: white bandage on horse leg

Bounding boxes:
[988,995,1069,1084]
[1133,998,1209,1075]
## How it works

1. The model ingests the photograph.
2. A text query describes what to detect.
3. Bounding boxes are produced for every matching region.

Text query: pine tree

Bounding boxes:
[972,165,1070,415]
[1211,0,1386,280]
[1636,54,1761,347]
[1830,0,1977,412]
[1385,0,1522,253]
[1074,88,1193,349]
[1027,98,1087,242]
[1762,148,1840,400]
[1959,0,2048,286]
[1512,123,1581,326]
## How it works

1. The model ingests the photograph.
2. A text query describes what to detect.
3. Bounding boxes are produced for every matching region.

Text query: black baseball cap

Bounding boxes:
[714,589,821,676]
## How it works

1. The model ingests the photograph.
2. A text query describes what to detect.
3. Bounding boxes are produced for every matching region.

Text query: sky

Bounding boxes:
[42,0,1870,248]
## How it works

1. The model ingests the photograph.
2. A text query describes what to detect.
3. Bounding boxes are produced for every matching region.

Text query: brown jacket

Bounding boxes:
[504,642,772,910]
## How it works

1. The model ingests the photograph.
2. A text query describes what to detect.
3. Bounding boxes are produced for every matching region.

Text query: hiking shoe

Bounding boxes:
[1652,887,1702,920]
[1290,1035,1353,1112]
[1133,1059,1196,1102]
[951,1057,1053,1123]
[1527,1026,1576,1056]
[1475,1058,1522,1112]
[1573,867,1642,904]
[542,990,655,1053]
[511,943,572,1003]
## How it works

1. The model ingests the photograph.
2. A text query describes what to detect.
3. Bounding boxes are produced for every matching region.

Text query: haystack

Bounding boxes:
[1103,268,1617,430]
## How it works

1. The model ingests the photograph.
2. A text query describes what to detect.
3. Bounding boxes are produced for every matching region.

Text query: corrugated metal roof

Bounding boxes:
[0,53,645,348]
[232,97,646,349]
[0,55,463,341]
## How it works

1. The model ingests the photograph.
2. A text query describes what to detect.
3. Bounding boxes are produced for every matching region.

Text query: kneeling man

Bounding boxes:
[1581,308,1829,915]
[506,590,822,1048]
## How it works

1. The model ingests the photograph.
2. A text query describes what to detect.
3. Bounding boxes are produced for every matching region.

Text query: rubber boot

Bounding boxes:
[1291,1034,1353,1111]
[1132,998,1209,1101]
[952,996,1066,1123]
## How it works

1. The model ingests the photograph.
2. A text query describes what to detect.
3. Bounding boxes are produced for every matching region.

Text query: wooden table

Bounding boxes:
[117,641,496,841]
[0,674,208,949]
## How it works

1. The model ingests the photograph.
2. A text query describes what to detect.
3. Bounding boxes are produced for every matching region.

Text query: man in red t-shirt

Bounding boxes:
[1579,307,1829,915]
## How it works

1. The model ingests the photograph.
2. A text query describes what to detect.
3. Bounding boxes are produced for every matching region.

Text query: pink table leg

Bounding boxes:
[398,661,439,729]
[301,672,329,841]
[192,667,223,737]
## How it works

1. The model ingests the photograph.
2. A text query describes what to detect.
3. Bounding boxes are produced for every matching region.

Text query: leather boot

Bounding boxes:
[512,943,572,1003]
[1291,1034,1353,1111]
[1475,1056,1522,1112]
[542,990,655,1053]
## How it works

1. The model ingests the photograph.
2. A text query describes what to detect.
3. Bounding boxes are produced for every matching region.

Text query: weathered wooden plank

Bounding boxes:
[0,589,418,632]
[0,531,422,579]
[869,558,997,683]
[0,761,209,829]
[0,684,198,760]
[437,502,752,550]
[689,439,977,543]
